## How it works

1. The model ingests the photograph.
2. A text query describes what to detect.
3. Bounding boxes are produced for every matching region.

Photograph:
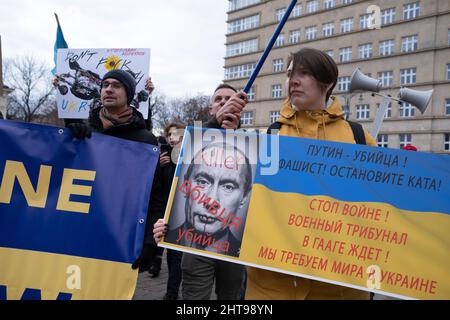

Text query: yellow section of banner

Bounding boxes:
[0,247,138,300]
[240,184,450,300]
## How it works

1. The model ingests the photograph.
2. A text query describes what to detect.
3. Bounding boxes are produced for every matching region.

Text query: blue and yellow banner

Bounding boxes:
[0,120,159,300]
[160,127,450,300]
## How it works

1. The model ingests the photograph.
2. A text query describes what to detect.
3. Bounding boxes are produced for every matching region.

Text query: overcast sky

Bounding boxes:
[0,0,229,98]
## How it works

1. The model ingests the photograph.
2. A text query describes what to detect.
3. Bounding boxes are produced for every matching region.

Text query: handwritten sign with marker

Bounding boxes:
[55,48,150,119]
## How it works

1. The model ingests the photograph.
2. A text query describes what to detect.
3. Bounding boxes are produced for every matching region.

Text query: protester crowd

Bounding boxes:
[48,47,393,300]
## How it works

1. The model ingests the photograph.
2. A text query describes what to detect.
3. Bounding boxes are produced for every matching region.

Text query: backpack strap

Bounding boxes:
[267,121,282,134]
[268,120,367,145]
[347,120,366,145]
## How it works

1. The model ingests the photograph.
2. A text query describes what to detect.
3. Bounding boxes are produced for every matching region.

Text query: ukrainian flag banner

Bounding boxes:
[160,127,450,300]
[0,120,159,300]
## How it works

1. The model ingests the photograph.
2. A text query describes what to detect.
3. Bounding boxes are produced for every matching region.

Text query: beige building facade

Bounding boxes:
[224,0,450,154]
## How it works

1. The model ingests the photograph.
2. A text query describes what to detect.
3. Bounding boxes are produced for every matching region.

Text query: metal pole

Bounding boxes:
[243,0,298,93]
[370,95,391,138]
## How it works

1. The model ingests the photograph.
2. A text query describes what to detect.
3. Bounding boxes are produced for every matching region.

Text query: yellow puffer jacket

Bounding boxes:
[245,97,377,300]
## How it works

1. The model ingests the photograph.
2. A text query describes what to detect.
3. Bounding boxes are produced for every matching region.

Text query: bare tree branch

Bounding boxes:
[3,55,55,123]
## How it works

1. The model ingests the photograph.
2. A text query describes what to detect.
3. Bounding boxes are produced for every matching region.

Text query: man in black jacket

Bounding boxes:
[64,69,164,272]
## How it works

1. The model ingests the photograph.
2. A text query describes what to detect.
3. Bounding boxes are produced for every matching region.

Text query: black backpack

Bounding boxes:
[267,120,366,145]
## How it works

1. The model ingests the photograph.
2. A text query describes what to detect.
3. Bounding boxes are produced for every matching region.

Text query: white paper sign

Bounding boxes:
[56,48,150,119]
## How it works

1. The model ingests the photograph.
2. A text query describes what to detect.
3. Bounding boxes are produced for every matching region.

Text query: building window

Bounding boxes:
[275,34,285,47]
[445,133,450,151]
[399,133,412,149]
[292,4,302,17]
[337,76,350,91]
[271,84,283,98]
[403,2,420,20]
[270,111,280,123]
[228,14,259,34]
[378,134,389,148]
[226,38,258,57]
[324,49,334,57]
[241,111,253,126]
[290,30,301,43]
[276,8,286,22]
[447,64,450,80]
[225,62,256,80]
[339,47,352,62]
[324,0,335,9]
[229,0,261,11]
[446,99,450,115]
[378,71,393,87]
[305,26,317,40]
[381,8,396,25]
[400,68,417,85]
[307,0,319,13]
[340,18,353,33]
[248,87,256,101]
[322,22,335,37]
[401,35,418,52]
[273,58,284,73]
[379,39,395,56]
[341,0,352,4]
[360,14,372,29]
[400,102,415,117]
[356,104,370,120]
[448,29,450,45]
[358,43,373,59]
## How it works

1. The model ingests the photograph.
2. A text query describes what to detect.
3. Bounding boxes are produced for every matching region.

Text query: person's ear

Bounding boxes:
[239,194,249,209]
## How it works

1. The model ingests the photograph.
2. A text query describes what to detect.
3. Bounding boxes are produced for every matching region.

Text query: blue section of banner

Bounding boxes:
[0,120,158,263]
[254,134,450,215]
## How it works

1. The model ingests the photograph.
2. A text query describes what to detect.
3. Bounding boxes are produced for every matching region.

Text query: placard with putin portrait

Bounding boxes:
[161,127,259,259]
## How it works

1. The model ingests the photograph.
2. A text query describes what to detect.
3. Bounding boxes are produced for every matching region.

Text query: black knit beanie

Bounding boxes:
[102,69,136,105]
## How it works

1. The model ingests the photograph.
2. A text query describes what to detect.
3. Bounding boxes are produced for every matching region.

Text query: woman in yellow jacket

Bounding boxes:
[245,48,378,300]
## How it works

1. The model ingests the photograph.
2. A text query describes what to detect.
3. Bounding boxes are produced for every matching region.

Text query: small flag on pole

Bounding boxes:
[52,13,68,74]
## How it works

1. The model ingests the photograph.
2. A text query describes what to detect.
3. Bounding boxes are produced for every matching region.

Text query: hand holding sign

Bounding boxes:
[216,91,248,127]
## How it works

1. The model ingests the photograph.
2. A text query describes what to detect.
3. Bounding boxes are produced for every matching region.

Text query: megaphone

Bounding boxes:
[398,87,433,114]
[349,68,382,93]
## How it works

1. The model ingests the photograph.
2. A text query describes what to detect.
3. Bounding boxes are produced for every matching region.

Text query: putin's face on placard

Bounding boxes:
[184,144,250,236]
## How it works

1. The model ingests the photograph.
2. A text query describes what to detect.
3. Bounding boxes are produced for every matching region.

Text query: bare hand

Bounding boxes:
[52,76,59,88]
[145,77,155,95]
[221,113,240,130]
[153,219,167,243]
[215,91,248,125]
[160,152,171,167]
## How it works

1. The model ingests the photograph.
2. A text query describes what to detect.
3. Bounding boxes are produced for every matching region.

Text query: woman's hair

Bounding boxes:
[288,47,339,101]
[164,122,186,138]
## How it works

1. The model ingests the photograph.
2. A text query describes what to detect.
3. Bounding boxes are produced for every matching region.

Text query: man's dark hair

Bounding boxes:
[214,84,237,94]
[288,47,338,102]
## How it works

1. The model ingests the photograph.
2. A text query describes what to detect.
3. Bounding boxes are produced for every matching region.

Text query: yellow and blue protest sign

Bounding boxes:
[160,127,450,300]
[0,120,159,300]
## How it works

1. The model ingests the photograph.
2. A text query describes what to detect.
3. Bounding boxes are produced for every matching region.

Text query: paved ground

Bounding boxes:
[132,251,171,300]
[132,251,218,300]
[132,252,395,300]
